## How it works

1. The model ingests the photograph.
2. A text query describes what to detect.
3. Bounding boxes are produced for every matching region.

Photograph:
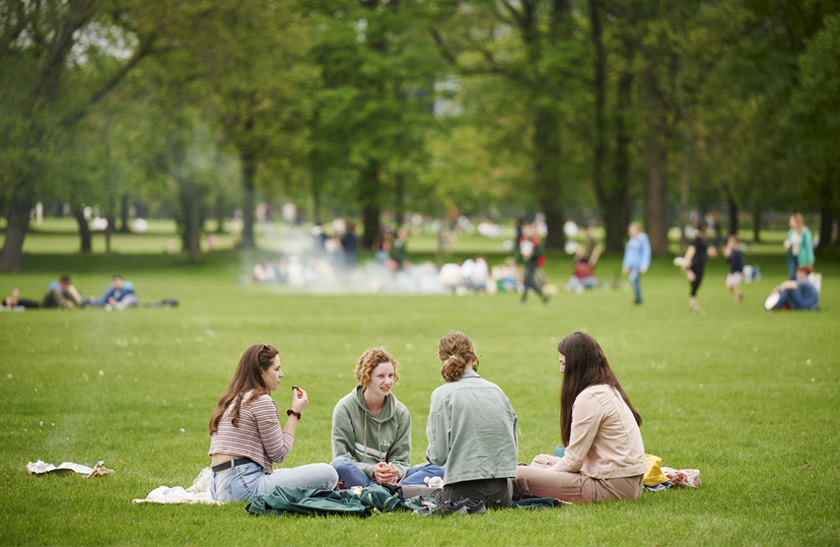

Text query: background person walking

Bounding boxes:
[621,223,651,304]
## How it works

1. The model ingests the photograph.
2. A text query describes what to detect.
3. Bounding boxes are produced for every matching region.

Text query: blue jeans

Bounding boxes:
[789,255,798,280]
[210,461,338,502]
[774,288,817,310]
[330,457,444,487]
[629,268,642,303]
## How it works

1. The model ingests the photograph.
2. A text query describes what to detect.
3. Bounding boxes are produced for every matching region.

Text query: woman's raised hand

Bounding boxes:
[290,387,309,413]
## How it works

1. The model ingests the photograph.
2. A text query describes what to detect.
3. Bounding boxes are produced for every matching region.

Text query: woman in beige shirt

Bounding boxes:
[513,332,647,502]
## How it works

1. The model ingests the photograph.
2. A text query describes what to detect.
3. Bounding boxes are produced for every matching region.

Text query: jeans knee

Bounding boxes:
[330,457,354,472]
[319,464,340,488]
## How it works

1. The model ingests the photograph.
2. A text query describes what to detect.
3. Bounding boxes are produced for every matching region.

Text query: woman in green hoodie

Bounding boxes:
[330,348,444,487]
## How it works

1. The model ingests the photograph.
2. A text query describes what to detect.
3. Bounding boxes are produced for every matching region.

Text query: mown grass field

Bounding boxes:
[1,221,838,546]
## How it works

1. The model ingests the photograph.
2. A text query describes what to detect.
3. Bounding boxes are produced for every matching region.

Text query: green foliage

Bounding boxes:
[306,0,444,221]
[791,14,840,185]
[3,0,840,267]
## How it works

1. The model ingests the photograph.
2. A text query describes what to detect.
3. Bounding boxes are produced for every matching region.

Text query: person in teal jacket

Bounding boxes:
[784,213,815,280]
[402,332,518,509]
[330,348,443,487]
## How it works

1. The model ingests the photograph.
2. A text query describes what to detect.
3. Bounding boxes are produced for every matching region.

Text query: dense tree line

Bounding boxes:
[1,0,838,269]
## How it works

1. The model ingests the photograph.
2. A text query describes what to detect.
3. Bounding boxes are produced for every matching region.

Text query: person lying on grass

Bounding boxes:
[513,332,647,503]
[401,332,519,509]
[330,347,444,487]
[208,343,338,502]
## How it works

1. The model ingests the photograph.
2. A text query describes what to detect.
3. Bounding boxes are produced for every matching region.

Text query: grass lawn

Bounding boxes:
[1,221,838,546]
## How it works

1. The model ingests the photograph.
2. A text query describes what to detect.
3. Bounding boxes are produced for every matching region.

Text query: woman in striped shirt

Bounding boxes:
[208,343,337,502]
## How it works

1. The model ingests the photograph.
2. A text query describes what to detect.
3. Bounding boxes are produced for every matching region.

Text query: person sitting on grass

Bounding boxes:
[401,332,519,509]
[208,343,338,502]
[770,267,819,311]
[40,275,86,309]
[92,274,139,310]
[330,348,444,488]
[513,332,646,503]
[574,223,601,267]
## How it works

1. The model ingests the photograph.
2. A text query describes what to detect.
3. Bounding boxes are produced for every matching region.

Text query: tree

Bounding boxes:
[181,0,316,249]
[792,13,840,249]
[429,0,590,249]
[0,0,158,270]
[308,0,442,248]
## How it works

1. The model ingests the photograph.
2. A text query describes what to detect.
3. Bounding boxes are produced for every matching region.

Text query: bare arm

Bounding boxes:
[282,388,309,437]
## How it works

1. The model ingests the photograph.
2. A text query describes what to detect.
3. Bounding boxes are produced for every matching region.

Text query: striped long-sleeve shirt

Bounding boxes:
[209,392,294,474]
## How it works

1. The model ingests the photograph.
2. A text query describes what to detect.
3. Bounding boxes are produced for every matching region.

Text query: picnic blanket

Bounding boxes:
[247,484,434,517]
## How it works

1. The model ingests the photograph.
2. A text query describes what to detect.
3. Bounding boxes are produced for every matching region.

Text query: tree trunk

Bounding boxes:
[185,195,203,264]
[544,206,565,250]
[603,195,630,254]
[360,161,381,250]
[717,180,739,237]
[588,0,608,247]
[395,173,406,227]
[73,205,92,253]
[818,179,833,254]
[176,179,205,264]
[674,55,693,255]
[728,203,739,237]
[119,194,130,232]
[752,206,761,242]
[606,35,635,254]
[0,190,33,271]
[105,197,114,254]
[311,157,322,225]
[643,61,669,255]
[215,192,225,234]
[724,187,739,237]
[240,150,257,249]
[533,108,564,250]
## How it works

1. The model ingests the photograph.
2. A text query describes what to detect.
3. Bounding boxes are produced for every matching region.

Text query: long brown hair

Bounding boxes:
[209,343,279,435]
[439,332,477,382]
[558,332,641,447]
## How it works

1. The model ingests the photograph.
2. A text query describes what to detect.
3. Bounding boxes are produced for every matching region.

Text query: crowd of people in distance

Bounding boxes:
[248,218,554,297]
[209,331,646,510]
[558,210,820,314]
[2,274,140,311]
[245,211,823,312]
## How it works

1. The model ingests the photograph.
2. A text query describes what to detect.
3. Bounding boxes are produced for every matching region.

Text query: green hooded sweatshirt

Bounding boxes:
[331,385,412,481]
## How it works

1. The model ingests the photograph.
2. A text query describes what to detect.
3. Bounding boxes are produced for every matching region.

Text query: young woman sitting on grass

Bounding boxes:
[401,332,519,509]
[513,332,646,503]
[208,343,338,502]
[330,348,444,487]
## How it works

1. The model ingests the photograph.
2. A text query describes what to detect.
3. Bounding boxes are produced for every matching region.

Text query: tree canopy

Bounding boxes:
[2,0,838,269]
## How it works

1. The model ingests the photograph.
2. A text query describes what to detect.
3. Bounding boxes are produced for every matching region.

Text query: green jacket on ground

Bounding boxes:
[331,386,412,481]
[426,369,518,486]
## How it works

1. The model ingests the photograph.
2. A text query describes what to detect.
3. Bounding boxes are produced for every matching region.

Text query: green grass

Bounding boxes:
[1,220,839,546]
